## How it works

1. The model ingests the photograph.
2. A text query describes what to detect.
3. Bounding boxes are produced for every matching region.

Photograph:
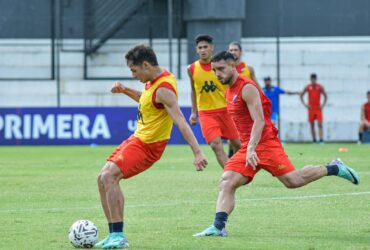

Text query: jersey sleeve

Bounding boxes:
[277,87,285,94]
[188,63,195,77]
[152,82,177,109]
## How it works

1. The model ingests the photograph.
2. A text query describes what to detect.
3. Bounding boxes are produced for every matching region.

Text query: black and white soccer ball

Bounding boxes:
[68,220,98,248]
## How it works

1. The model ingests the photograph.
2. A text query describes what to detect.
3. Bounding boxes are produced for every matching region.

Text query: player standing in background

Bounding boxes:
[188,34,240,167]
[194,51,360,237]
[358,90,370,143]
[300,73,328,143]
[96,45,208,248]
[263,76,299,126]
[228,41,259,84]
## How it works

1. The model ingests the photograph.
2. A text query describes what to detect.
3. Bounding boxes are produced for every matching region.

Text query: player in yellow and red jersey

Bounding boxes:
[194,51,359,237]
[300,73,328,143]
[188,34,240,168]
[228,41,259,85]
[96,45,207,248]
[359,90,370,143]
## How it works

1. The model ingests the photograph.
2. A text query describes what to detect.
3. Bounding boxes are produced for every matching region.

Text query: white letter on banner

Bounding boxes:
[5,114,22,139]
[91,114,111,139]
[127,120,137,132]
[23,114,32,139]
[57,114,72,139]
[73,114,90,139]
[33,115,55,139]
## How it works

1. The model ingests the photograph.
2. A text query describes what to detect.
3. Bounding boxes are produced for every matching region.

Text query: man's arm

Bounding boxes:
[300,87,309,108]
[242,84,265,169]
[321,86,328,109]
[360,104,370,126]
[156,87,208,171]
[111,81,141,103]
[187,66,198,125]
[284,89,300,95]
[248,66,260,87]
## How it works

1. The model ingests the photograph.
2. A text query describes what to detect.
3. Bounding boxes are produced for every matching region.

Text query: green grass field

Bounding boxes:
[0,143,369,249]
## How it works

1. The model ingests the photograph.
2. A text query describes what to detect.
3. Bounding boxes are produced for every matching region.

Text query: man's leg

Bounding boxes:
[194,171,249,236]
[358,122,365,143]
[318,122,324,143]
[97,162,129,248]
[209,136,228,168]
[228,138,241,158]
[97,162,113,242]
[277,160,360,189]
[310,122,316,143]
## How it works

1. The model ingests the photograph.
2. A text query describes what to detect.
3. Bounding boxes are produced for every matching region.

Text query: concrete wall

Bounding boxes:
[1,37,369,141]
[1,0,370,38]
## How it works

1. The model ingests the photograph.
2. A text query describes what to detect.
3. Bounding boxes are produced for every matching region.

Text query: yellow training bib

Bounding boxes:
[192,60,227,111]
[134,71,177,143]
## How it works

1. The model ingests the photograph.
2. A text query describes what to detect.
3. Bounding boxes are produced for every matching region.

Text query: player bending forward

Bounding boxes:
[194,51,360,237]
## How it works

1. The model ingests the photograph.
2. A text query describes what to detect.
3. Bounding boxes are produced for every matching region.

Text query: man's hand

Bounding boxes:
[111,81,126,93]
[193,151,208,171]
[246,148,259,170]
[189,113,197,126]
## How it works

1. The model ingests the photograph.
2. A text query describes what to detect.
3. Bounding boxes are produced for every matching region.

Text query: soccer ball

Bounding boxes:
[68,220,98,248]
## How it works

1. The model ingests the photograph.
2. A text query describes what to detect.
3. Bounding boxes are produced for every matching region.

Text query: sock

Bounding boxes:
[112,222,124,233]
[359,132,363,142]
[213,212,228,231]
[108,223,113,233]
[319,139,324,143]
[313,138,317,143]
[326,164,339,176]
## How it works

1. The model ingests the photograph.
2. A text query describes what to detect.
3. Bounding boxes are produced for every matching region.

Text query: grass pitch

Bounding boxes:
[0,143,369,249]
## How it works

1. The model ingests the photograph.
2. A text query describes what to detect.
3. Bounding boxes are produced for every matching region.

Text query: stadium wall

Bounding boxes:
[0,37,369,143]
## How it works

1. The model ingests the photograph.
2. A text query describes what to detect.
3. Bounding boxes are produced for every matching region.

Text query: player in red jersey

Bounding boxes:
[194,51,359,237]
[359,91,370,143]
[300,74,328,143]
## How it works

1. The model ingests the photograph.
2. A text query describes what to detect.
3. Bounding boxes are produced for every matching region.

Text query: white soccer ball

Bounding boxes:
[68,220,98,248]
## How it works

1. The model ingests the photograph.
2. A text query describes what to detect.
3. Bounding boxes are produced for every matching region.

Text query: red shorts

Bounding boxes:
[224,138,295,184]
[198,109,239,144]
[308,109,323,123]
[107,135,168,179]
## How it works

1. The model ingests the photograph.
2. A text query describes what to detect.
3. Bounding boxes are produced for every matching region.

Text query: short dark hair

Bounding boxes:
[229,41,242,51]
[211,51,235,63]
[195,34,213,45]
[125,44,159,66]
[310,73,317,79]
[264,76,271,81]
[367,90,370,95]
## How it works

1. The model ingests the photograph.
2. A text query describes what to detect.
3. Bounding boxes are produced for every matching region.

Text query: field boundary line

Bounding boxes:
[1,191,369,213]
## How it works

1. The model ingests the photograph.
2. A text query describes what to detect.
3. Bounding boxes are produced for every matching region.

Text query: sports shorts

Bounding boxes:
[308,109,323,123]
[198,108,239,144]
[224,138,295,184]
[107,135,168,179]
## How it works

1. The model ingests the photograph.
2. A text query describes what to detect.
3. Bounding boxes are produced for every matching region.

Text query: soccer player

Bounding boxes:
[228,41,259,85]
[263,76,299,125]
[300,73,328,143]
[358,90,370,143]
[96,45,208,248]
[188,34,240,167]
[194,51,360,237]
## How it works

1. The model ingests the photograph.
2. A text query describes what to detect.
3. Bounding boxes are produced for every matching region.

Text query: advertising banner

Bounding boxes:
[0,107,206,145]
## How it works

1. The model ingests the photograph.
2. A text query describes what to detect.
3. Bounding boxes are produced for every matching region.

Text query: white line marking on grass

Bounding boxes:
[1,191,369,213]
